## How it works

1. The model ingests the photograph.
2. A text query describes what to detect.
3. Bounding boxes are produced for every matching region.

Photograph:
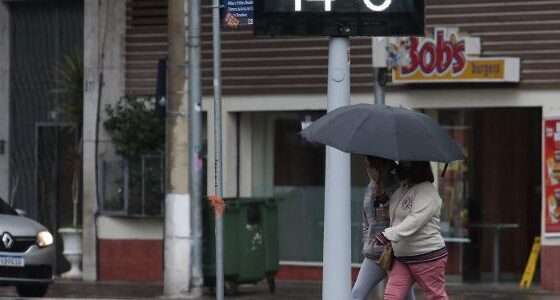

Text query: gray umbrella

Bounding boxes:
[300,104,465,163]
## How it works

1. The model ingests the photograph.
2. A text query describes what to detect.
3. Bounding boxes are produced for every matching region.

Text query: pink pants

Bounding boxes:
[384,257,448,300]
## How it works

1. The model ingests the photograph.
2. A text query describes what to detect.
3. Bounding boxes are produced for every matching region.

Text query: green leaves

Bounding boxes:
[52,49,83,127]
[104,96,165,160]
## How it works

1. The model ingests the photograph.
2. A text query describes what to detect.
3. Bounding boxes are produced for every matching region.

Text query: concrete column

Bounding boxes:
[0,3,10,202]
[249,113,274,197]
[223,112,238,198]
[82,0,99,281]
[208,109,251,198]
[83,0,126,281]
[239,113,252,197]
[164,0,191,296]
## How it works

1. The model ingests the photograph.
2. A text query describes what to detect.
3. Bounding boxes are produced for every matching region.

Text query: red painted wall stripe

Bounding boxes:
[276,265,361,282]
[96,239,466,283]
[98,239,163,282]
[541,245,560,291]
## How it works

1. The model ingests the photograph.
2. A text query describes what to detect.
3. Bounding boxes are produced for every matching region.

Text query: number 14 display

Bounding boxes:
[294,0,391,12]
[254,0,424,37]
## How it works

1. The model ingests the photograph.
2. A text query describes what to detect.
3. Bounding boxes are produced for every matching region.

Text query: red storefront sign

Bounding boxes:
[544,119,560,235]
[401,30,466,76]
[391,27,520,83]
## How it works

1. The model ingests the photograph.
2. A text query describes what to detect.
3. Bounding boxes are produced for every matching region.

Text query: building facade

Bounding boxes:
[0,0,84,275]
[93,0,560,290]
[2,0,560,292]
[199,0,560,290]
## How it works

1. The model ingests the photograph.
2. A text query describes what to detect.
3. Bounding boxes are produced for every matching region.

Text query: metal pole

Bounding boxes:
[372,37,388,105]
[372,54,386,300]
[322,37,351,300]
[141,156,145,215]
[373,67,386,105]
[188,0,204,294]
[493,228,500,283]
[372,39,388,299]
[124,161,129,213]
[212,0,224,298]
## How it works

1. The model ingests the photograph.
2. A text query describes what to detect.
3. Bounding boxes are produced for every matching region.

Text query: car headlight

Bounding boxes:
[37,231,53,248]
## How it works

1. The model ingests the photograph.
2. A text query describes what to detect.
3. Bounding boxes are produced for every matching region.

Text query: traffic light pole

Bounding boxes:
[322,36,352,300]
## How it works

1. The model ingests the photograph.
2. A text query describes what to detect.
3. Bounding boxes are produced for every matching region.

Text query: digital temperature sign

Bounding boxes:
[254,0,424,37]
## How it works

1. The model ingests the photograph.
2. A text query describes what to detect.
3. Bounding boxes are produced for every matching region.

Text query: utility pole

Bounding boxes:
[188,0,204,295]
[164,0,191,298]
[322,37,351,300]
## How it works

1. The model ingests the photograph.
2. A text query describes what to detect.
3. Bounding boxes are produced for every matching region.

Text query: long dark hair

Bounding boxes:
[397,161,434,183]
[365,156,396,172]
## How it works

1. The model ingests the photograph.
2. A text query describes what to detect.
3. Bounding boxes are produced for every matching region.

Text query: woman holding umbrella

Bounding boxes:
[300,104,463,300]
[375,161,449,300]
[351,156,415,300]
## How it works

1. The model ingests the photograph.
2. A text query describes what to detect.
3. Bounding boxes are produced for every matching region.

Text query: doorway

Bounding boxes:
[35,123,79,274]
[436,107,542,282]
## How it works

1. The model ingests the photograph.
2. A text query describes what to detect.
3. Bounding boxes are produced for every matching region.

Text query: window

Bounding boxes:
[436,110,472,239]
[264,112,370,263]
[101,155,164,217]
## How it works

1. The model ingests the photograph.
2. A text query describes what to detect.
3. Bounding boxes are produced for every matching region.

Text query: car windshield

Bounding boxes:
[0,198,18,215]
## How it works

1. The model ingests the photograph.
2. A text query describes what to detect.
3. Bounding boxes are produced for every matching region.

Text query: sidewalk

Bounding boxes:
[1,280,559,299]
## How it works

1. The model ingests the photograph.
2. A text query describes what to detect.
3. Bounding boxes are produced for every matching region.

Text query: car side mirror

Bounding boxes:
[15,209,27,216]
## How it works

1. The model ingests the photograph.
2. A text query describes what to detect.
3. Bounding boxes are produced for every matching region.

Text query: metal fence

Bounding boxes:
[101,155,164,217]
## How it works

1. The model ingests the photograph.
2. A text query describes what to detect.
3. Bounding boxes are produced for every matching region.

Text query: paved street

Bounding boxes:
[1,280,560,300]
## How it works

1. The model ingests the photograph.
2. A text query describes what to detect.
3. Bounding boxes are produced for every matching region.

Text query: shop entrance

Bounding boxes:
[436,107,542,283]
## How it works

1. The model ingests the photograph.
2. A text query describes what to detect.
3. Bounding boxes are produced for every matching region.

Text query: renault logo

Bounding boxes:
[2,233,14,249]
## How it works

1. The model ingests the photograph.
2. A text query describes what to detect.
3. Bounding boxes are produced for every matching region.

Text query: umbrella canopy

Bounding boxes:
[300,104,465,163]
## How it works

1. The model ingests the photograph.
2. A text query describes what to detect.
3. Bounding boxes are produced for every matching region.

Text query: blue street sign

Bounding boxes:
[222,0,254,28]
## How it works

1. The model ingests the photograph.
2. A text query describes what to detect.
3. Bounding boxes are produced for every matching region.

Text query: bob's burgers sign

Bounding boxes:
[390,27,520,83]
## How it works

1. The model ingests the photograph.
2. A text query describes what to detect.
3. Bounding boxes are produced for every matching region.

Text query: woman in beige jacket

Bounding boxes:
[374,161,448,300]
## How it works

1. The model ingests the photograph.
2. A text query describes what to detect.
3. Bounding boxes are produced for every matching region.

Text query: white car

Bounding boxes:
[0,198,55,297]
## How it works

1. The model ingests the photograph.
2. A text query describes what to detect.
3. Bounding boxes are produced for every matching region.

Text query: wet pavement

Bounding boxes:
[0,280,559,299]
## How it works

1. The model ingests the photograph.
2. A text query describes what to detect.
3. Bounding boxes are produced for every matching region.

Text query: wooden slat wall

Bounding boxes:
[426,0,560,89]
[125,0,560,96]
[125,0,167,96]
[200,5,375,95]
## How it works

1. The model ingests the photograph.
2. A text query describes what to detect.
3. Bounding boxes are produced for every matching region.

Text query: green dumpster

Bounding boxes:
[203,197,279,295]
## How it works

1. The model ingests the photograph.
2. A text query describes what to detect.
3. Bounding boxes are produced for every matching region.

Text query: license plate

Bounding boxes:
[0,256,25,267]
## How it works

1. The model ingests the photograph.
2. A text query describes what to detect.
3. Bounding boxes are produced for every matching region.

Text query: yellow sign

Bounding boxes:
[390,28,520,84]
[394,59,515,82]
[519,236,541,288]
